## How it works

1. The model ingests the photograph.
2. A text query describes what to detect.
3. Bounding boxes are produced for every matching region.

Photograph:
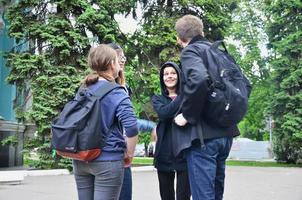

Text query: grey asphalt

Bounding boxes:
[0,166,301,200]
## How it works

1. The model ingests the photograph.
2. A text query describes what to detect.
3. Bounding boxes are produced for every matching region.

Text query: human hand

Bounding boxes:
[174,113,188,126]
[124,153,133,168]
[124,135,138,167]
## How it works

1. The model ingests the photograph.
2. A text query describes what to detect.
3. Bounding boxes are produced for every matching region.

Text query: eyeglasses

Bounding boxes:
[119,55,127,63]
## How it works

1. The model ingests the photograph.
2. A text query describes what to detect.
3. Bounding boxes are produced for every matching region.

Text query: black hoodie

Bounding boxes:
[151,61,187,171]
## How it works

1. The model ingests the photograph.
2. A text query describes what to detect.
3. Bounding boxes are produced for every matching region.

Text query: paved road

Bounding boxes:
[0,166,301,200]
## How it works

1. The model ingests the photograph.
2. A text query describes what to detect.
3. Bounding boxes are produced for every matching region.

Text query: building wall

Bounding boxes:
[0,6,25,168]
[0,17,16,121]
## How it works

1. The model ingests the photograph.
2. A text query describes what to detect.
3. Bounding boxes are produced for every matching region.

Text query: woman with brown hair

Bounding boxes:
[73,44,138,200]
[106,42,156,200]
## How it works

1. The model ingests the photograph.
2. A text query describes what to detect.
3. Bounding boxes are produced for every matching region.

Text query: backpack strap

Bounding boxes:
[92,81,124,99]
[198,41,225,90]
[212,40,228,54]
[92,81,126,135]
[76,82,124,101]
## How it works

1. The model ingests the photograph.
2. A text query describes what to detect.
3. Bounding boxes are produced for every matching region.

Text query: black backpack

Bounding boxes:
[202,40,252,128]
[51,82,123,161]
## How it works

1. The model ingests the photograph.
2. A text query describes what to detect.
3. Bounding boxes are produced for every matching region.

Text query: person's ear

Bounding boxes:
[176,37,188,47]
[110,60,116,69]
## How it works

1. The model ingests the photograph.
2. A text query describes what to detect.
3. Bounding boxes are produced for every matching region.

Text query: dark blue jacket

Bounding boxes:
[88,80,138,161]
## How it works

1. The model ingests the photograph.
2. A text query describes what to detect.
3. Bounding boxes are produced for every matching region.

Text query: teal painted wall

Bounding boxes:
[0,17,16,121]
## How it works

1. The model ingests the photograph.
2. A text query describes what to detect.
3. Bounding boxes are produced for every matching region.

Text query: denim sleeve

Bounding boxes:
[116,96,138,137]
[137,119,156,133]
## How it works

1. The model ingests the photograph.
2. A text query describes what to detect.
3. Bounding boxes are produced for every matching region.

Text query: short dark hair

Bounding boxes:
[175,15,204,42]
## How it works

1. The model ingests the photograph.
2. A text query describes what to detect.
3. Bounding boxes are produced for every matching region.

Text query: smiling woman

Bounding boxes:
[152,61,191,200]
[163,66,178,96]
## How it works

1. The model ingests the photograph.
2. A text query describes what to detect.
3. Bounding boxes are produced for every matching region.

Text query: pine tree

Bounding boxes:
[264,0,302,163]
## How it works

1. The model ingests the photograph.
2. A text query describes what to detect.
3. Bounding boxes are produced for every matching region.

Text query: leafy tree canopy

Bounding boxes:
[5,0,136,168]
[5,0,302,166]
[263,0,302,163]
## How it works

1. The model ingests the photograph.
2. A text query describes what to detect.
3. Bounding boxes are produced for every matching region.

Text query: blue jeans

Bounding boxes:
[119,167,132,200]
[73,160,124,200]
[186,137,233,200]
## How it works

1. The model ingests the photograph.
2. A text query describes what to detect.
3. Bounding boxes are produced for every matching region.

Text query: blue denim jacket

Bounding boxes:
[137,119,156,133]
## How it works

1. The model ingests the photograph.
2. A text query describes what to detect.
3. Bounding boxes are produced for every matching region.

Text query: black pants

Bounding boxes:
[157,170,191,200]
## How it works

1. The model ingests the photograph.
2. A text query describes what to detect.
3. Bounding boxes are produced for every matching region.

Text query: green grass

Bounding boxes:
[24,156,302,168]
[226,160,302,167]
[132,157,154,166]
[133,157,302,168]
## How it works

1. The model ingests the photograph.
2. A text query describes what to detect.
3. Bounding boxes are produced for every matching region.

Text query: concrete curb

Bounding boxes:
[0,169,70,184]
[24,169,70,176]
[0,171,24,184]
[0,166,154,184]
[132,166,156,172]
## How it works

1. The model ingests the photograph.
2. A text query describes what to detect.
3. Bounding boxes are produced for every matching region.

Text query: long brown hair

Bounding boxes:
[83,44,117,86]
[107,43,126,86]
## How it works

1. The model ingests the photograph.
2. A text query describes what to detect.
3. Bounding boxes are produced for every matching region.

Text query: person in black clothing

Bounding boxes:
[173,15,251,200]
[152,61,191,200]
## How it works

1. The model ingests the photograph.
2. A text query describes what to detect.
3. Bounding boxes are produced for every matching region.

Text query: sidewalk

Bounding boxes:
[0,166,301,200]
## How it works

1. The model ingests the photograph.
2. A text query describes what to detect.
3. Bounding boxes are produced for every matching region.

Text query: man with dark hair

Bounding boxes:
[174,14,238,200]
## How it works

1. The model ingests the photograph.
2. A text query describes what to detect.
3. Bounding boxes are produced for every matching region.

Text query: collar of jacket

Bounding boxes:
[188,35,208,45]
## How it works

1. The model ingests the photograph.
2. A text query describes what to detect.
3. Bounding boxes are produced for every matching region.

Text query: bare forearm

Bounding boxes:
[126,135,138,157]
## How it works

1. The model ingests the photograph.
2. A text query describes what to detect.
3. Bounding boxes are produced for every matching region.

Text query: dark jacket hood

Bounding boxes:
[159,61,183,98]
